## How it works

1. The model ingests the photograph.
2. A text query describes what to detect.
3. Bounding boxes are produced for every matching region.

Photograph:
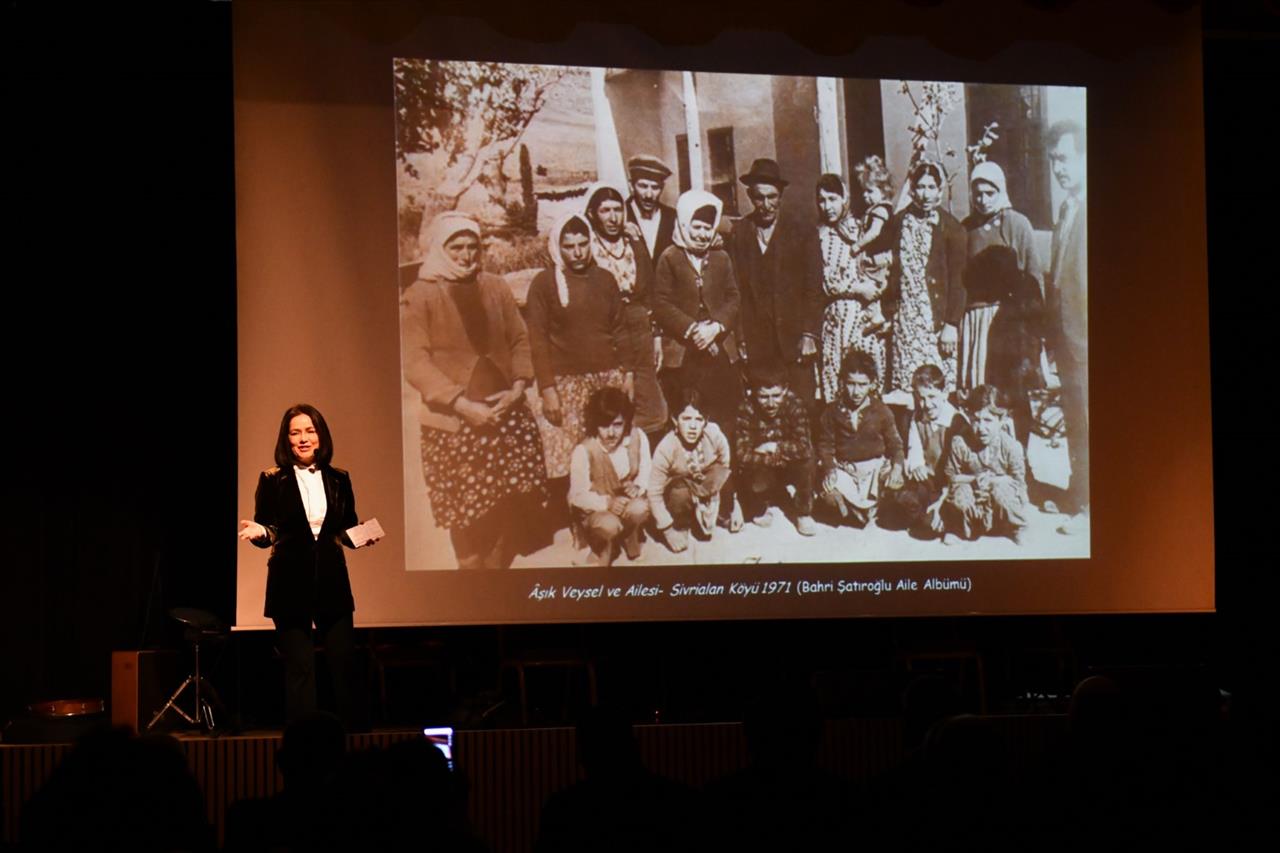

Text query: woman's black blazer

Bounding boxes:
[250,465,357,624]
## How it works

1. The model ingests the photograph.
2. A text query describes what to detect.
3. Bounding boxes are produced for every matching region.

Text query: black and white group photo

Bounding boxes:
[394,60,1089,570]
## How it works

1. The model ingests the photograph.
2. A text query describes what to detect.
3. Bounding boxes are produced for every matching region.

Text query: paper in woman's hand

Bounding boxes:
[346,518,386,548]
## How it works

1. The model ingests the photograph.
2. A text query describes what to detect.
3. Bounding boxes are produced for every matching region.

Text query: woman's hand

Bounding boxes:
[608,495,630,517]
[652,337,664,372]
[541,386,563,426]
[624,482,645,499]
[238,520,267,542]
[822,468,839,494]
[485,379,527,417]
[798,335,818,361]
[938,323,958,358]
[455,397,497,429]
[622,372,635,402]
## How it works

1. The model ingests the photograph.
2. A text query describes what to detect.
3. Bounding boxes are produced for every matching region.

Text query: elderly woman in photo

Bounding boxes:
[959,160,1046,439]
[583,182,668,436]
[815,172,887,402]
[400,211,548,570]
[652,189,744,530]
[526,212,635,488]
[875,159,967,394]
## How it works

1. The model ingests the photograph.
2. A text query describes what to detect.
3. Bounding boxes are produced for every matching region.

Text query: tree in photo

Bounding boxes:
[394,59,567,213]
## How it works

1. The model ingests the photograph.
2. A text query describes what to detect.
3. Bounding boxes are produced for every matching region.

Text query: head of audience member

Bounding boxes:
[1068,675,1126,745]
[748,363,790,418]
[585,183,627,242]
[815,173,848,226]
[557,214,595,273]
[839,350,880,410]
[1047,120,1086,196]
[910,364,950,423]
[627,155,672,217]
[962,384,1009,448]
[672,388,709,447]
[741,158,788,227]
[575,705,643,781]
[20,728,212,850]
[854,154,894,211]
[275,403,334,469]
[908,160,946,215]
[585,386,635,454]
[278,711,346,791]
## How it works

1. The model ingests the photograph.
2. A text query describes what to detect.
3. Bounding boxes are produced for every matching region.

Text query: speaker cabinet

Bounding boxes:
[110,649,181,733]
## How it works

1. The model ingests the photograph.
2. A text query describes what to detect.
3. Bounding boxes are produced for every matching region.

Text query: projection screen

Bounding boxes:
[234,1,1214,626]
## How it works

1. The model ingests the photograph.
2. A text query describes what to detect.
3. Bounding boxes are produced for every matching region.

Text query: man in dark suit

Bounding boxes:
[1046,120,1089,533]
[625,154,677,263]
[725,158,824,405]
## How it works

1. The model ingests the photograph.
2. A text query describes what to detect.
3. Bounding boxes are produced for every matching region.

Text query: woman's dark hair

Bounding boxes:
[560,217,592,241]
[585,186,625,230]
[909,160,945,188]
[839,349,880,383]
[274,403,334,468]
[691,205,718,225]
[671,387,706,419]
[815,173,845,199]
[584,386,635,436]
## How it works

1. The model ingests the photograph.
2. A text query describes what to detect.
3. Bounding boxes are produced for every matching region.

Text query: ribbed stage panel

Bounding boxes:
[2,716,1067,849]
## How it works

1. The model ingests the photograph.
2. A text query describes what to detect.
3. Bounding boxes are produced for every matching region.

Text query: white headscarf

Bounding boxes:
[547,211,594,307]
[417,211,482,281]
[671,189,723,254]
[969,160,1012,216]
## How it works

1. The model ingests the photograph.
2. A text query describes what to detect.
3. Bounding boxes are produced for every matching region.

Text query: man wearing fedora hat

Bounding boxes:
[726,158,825,406]
[624,155,678,264]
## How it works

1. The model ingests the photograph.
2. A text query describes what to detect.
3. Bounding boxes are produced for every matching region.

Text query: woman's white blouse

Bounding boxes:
[293,466,327,538]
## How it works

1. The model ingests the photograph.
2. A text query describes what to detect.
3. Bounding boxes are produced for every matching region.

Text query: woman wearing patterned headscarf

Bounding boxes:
[652,189,744,531]
[525,211,634,492]
[960,160,1046,439]
[400,211,548,569]
[583,182,668,436]
[876,159,968,394]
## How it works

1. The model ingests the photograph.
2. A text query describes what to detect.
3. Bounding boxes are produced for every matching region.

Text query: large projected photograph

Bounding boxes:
[394,60,1089,571]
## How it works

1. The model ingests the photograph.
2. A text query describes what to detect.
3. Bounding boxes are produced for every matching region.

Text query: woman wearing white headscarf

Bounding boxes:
[401,211,548,569]
[652,189,744,530]
[960,160,1045,439]
[583,182,668,435]
[525,211,633,484]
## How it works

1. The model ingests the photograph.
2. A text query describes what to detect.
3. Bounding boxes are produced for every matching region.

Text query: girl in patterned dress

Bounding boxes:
[815,173,887,402]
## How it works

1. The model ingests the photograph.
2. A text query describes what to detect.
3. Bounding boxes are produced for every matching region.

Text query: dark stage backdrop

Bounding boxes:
[234,0,1212,626]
